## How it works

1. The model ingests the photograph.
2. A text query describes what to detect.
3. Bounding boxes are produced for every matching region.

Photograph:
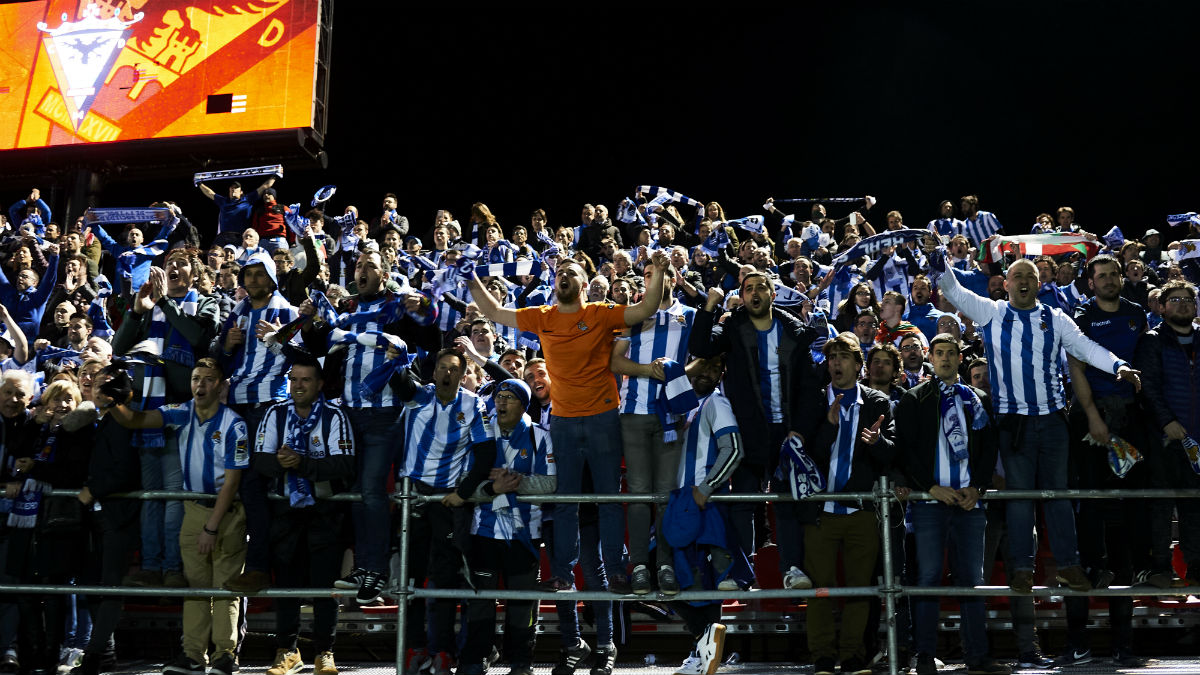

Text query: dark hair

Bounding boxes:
[531,208,547,221]
[966,357,988,372]
[435,348,467,371]
[1160,279,1198,303]
[193,357,225,379]
[498,348,524,362]
[866,342,901,373]
[823,332,864,366]
[1085,253,1123,281]
[229,181,242,190]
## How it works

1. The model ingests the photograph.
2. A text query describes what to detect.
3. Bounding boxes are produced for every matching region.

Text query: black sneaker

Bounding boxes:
[1112,649,1147,667]
[209,653,237,675]
[813,657,836,675]
[607,574,632,595]
[1135,568,1175,588]
[334,567,367,590]
[630,565,652,596]
[841,656,871,675]
[1017,651,1054,668]
[550,639,591,675]
[1054,647,1092,667]
[657,565,680,596]
[162,654,205,675]
[356,571,387,604]
[589,642,616,675]
[914,653,936,675]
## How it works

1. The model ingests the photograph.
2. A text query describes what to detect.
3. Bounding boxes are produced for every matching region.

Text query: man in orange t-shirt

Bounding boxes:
[470,252,668,666]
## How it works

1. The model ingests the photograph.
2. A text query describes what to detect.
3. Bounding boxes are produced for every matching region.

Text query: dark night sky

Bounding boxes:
[8,4,1200,244]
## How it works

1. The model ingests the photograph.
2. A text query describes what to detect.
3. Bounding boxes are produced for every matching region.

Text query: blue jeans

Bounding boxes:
[139,433,183,573]
[347,407,400,573]
[911,502,988,663]
[556,519,613,646]
[549,410,626,583]
[998,412,1078,570]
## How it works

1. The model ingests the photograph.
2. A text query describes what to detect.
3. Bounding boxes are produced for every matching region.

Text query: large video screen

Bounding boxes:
[0,0,320,149]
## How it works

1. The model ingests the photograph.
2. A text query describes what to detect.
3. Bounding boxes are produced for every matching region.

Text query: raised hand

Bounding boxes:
[859,415,884,445]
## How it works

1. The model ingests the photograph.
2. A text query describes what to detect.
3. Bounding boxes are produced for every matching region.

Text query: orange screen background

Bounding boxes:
[0,0,319,149]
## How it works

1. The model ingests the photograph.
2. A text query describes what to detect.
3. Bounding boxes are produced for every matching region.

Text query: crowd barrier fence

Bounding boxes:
[1,480,1197,675]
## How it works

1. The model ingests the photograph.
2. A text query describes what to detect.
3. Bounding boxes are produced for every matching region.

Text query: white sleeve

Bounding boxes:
[255,406,280,455]
[938,266,1000,327]
[1054,308,1123,375]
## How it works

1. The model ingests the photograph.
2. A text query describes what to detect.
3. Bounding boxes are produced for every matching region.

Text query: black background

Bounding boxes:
[6,3,1200,244]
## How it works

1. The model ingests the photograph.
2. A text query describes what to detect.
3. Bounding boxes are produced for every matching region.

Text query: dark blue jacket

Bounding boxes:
[1136,325,1200,439]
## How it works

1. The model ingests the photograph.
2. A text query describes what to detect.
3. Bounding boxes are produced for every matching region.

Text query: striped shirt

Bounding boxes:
[676,391,740,489]
[471,414,555,540]
[618,300,695,415]
[927,218,965,239]
[867,253,914,299]
[225,293,298,405]
[159,402,249,494]
[340,294,406,408]
[824,385,862,515]
[940,268,1126,415]
[962,211,1003,246]
[255,398,355,499]
[756,318,784,423]
[400,384,488,489]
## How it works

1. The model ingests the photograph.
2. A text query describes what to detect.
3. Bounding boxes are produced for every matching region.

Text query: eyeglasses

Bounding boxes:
[1166,296,1197,305]
[900,344,923,352]
[493,393,521,403]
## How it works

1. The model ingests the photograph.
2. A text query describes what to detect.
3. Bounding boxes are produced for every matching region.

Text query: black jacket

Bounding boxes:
[809,385,897,498]
[894,380,995,493]
[86,413,140,529]
[1136,325,1200,439]
[689,306,821,464]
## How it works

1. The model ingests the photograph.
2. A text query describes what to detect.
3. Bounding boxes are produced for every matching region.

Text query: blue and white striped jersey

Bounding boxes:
[940,268,1126,416]
[676,391,739,489]
[471,414,555,540]
[928,218,965,239]
[618,300,695,416]
[962,211,1003,246]
[159,401,249,494]
[867,253,914,299]
[225,293,298,405]
[756,318,784,423]
[400,384,488,489]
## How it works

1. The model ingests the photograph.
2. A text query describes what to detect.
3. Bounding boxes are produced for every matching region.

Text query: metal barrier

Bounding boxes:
[6,482,1200,675]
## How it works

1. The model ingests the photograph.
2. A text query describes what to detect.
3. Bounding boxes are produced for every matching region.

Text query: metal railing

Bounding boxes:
[6,482,1200,675]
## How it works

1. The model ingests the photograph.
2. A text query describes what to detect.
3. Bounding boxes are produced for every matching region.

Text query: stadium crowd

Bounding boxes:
[1,180,1200,675]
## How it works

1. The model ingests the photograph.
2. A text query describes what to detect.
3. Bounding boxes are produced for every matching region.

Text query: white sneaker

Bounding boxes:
[783,566,813,590]
[717,578,740,591]
[674,653,704,675]
[694,622,726,674]
[57,648,84,674]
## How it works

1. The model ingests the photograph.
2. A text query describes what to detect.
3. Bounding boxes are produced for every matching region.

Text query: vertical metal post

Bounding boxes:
[395,478,412,672]
[877,476,899,675]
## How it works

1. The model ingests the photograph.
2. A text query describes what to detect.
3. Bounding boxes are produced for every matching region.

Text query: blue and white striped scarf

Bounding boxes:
[655,359,699,442]
[138,289,199,447]
[284,396,325,508]
[636,185,705,233]
[725,215,765,234]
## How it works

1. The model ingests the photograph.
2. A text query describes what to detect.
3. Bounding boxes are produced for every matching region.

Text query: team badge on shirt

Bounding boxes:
[676,315,686,325]
[211,431,222,443]
[311,434,323,448]
[577,321,589,331]
[1128,319,1138,331]
[457,412,466,424]
[1040,321,1048,331]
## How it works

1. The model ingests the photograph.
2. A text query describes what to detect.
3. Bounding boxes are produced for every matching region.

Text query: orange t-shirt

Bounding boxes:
[516,302,627,417]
